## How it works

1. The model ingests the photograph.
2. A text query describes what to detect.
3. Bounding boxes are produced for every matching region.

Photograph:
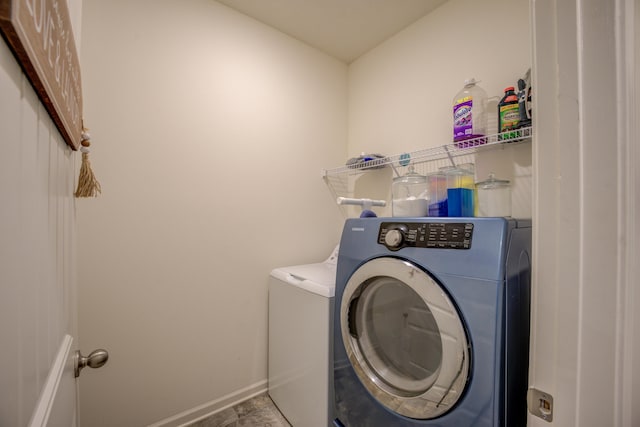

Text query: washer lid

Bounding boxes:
[270,262,336,297]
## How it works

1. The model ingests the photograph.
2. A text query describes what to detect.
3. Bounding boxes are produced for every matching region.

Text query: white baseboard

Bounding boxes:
[147,379,268,427]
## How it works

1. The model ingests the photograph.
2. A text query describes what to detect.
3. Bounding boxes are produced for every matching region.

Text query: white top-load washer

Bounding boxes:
[268,245,338,427]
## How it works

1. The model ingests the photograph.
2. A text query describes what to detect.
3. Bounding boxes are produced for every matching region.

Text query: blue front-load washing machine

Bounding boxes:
[333,217,531,427]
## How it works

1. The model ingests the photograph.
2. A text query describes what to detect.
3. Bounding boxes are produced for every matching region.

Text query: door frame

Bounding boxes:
[529,0,638,425]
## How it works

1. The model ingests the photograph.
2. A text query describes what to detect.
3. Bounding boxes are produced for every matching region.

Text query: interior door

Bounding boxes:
[0,35,81,425]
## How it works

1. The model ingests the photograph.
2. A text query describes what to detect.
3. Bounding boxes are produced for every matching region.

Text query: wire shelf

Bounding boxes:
[321,127,532,217]
[321,127,532,178]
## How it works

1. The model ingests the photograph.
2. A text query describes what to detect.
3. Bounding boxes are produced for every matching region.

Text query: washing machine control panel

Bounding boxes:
[378,222,474,250]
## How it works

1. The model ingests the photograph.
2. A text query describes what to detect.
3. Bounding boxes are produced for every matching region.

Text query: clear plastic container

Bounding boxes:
[445,166,475,217]
[453,78,488,145]
[392,166,429,217]
[476,173,511,217]
[427,171,448,217]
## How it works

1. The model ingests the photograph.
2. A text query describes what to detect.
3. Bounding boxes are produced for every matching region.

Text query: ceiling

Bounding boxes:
[215,0,448,63]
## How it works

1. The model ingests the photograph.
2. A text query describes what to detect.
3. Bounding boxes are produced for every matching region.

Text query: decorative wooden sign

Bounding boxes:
[0,0,83,150]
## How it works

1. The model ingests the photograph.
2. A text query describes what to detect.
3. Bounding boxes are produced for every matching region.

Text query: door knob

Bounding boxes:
[74,349,109,377]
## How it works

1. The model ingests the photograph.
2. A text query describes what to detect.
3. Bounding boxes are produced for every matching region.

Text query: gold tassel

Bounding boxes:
[75,130,102,198]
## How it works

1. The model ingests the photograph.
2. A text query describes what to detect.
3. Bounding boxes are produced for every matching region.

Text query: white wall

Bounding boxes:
[347,0,531,218]
[78,1,533,424]
[629,3,640,423]
[0,30,78,427]
[77,0,346,425]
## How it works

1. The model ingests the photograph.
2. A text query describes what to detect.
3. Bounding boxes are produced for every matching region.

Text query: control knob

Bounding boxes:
[384,229,404,248]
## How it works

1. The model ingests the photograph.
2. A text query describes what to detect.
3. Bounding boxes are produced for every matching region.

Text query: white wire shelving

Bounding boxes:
[322,127,532,178]
[321,127,532,217]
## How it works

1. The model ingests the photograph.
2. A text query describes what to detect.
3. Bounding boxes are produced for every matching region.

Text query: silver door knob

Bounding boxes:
[74,349,109,377]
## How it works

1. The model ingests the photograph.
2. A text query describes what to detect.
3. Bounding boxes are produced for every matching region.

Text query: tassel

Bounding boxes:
[75,130,102,198]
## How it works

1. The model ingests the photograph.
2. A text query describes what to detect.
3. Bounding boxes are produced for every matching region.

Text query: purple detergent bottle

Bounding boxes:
[453,78,488,146]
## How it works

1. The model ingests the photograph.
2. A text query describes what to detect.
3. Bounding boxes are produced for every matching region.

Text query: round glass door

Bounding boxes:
[340,257,470,419]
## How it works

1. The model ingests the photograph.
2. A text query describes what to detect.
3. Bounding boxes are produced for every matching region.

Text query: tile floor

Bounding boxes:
[188,392,291,427]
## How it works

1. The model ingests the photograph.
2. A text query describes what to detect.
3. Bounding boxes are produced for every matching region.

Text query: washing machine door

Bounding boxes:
[340,257,470,419]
